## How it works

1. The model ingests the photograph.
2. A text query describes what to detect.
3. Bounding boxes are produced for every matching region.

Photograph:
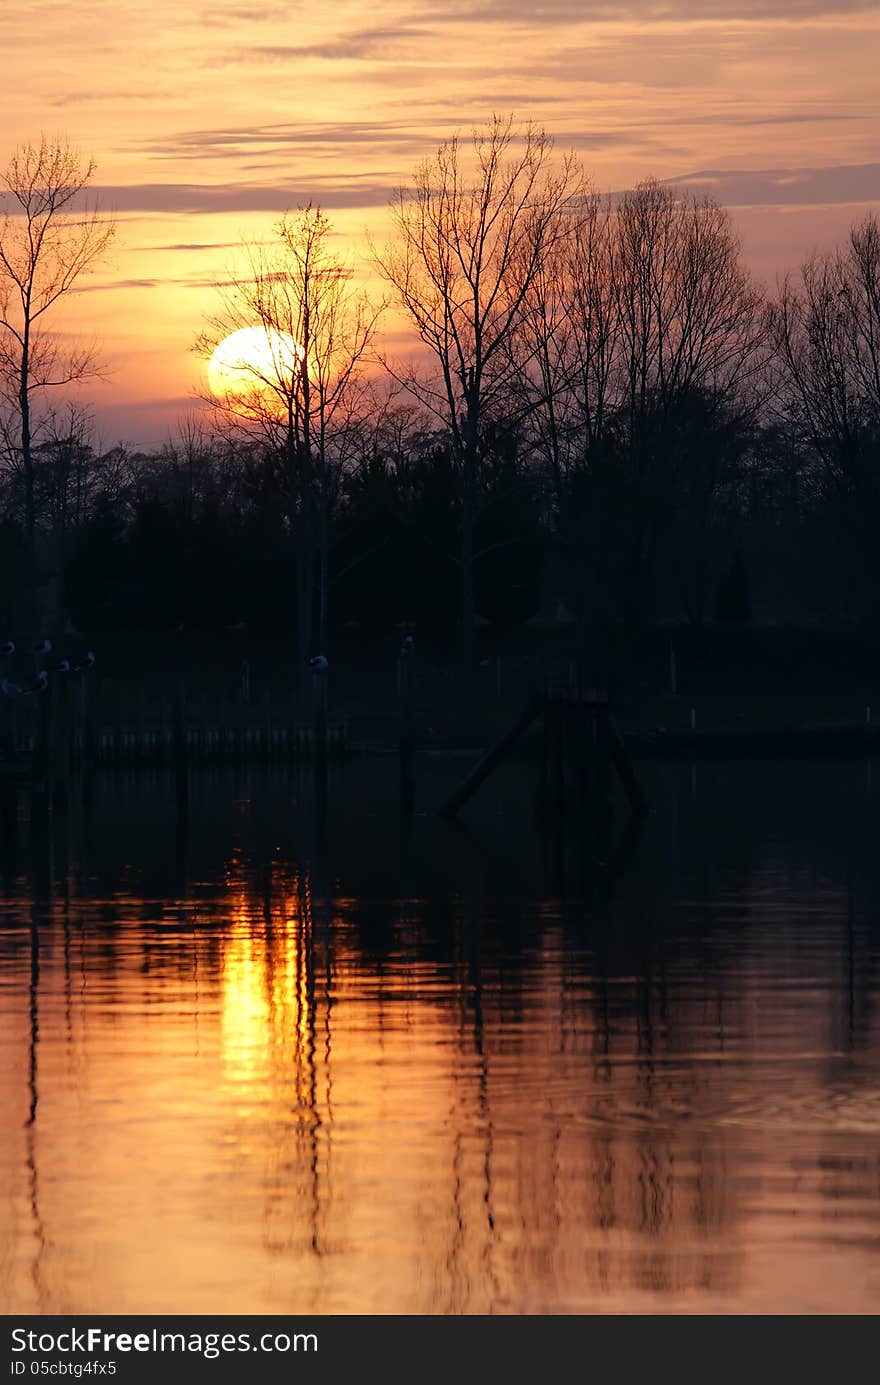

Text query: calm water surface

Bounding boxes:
[1,757,879,1314]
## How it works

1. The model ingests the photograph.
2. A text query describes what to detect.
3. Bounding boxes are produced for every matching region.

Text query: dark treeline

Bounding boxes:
[2,123,880,684]
[3,405,543,632]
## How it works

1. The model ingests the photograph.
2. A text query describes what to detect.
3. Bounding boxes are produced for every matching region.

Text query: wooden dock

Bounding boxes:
[440,682,649,823]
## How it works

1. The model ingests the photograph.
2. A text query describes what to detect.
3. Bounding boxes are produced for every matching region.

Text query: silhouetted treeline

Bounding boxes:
[0,382,866,641]
[2,145,880,651]
[28,409,543,633]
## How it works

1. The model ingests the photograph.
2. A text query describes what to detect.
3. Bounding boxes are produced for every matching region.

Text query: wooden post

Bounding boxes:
[593,703,613,821]
[607,718,649,819]
[311,658,328,759]
[54,672,74,810]
[539,692,552,812]
[137,688,146,764]
[397,636,415,816]
[311,657,329,816]
[0,689,15,766]
[31,676,55,830]
[0,771,15,849]
[38,678,57,780]
[550,702,565,820]
[79,653,97,772]
[574,702,592,814]
[262,689,272,760]
[0,674,17,850]
[73,670,84,768]
[172,673,188,821]
[440,694,542,819]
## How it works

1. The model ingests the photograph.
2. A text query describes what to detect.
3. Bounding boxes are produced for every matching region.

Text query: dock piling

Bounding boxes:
[398,635,416,814]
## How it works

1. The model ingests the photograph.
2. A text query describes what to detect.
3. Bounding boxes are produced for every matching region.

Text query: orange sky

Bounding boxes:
[3,0,879,446]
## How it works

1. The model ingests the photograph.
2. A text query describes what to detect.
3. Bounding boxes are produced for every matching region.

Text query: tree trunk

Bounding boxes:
[317,492,329,652]
[19,357,38,632]
[295,502,314,708]
[459,420,478,705]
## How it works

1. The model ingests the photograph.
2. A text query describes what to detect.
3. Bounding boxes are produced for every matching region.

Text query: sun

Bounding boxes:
[208,326,303,398]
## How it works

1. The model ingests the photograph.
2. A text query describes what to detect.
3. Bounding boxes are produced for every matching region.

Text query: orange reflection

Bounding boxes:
[1,842,879,1314]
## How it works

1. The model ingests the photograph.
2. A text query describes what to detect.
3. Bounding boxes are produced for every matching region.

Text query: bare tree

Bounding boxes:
[771,214,880,608]
[377,115,580,679]
[36,401,99,544]
[513,191,620,510]
[150,413,237,529]
[0,136,115,608]
[198,205,380,690]
[614,181,762,434]
[611,180,765,625]
[773,214,880,495]
[517,178,765,637]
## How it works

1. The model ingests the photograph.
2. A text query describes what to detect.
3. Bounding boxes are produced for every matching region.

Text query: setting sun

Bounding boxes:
[208,325,304,399]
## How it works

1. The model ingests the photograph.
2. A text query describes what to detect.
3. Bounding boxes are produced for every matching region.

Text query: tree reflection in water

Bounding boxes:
[0,758,879,1313]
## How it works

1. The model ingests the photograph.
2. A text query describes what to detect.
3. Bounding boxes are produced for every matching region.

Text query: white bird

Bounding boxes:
[57,659,71,673]
[309,655,328,671]
[85,651,96,667]
[1,677,20,697]
[1,641,14,657]
[32,639,52,655]
[400,635,414,656]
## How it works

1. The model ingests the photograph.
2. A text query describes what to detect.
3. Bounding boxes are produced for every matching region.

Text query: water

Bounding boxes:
[1,757,879,1314]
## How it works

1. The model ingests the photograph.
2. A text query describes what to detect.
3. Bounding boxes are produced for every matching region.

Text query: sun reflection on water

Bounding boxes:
[1,762,880,1313]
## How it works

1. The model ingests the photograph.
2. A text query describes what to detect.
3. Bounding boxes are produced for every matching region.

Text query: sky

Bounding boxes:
[2,0,879,447]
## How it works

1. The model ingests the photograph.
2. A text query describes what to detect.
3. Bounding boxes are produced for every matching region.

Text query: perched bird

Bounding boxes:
[309,655,328,671]
[32,639,52,656]
[400,634,414,656]
[1,641,14,657]
[0,678,21,697]
[56,659,71,673]
[21,670,50,696]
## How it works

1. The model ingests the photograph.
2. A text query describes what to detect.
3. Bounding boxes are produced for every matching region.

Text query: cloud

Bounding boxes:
[144,242,243,252]
[220,25,433,65]
[86,180,396,214]
[667,163,880,206]
[48,89,161,107]
[73,278,162,293]
[79,162,880,226]
[195,3,294,27]
[437,0,875,21]
[135,120,432,161]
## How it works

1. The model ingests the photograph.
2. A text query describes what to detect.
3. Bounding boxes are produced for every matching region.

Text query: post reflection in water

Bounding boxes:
[1,757,879,1314]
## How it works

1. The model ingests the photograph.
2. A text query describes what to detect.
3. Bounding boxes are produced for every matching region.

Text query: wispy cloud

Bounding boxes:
[217,24,433,65]
[134,120,433,161]
[144,242,243,252]
[438,0,875,21]
[195,3,295,27]
[668,162,880,205]
[48,89,165,108]
[87,180,396,214]
[86,161,880,221]
[73,278,162,293]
